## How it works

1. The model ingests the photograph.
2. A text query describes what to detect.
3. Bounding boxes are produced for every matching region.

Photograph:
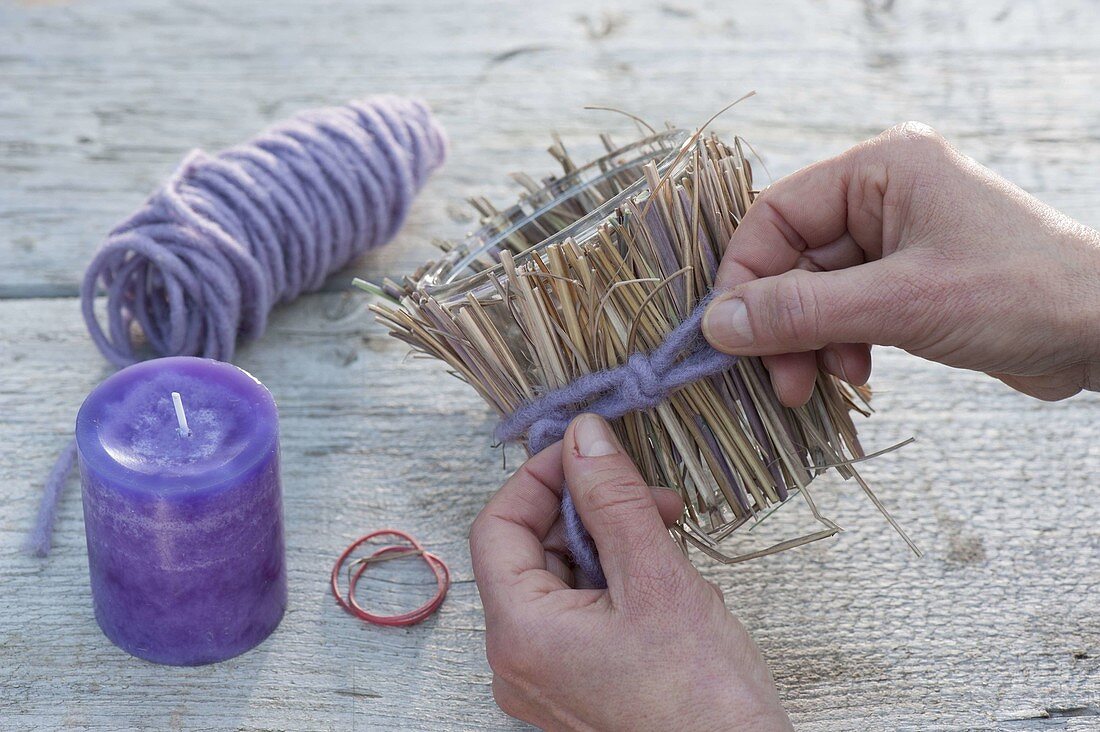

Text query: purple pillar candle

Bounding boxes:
[77,357,287,666]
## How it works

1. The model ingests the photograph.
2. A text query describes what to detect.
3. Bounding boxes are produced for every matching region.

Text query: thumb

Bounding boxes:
[562,414,688,596]
[702,256,931,356]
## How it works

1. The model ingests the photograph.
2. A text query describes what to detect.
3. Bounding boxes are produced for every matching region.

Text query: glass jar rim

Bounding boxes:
[419,128,692,302]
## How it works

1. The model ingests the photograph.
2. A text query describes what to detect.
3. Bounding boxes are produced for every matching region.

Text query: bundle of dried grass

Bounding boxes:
[366,121,916,565]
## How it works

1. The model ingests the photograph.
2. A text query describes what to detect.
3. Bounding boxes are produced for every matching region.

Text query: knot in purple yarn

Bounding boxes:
[80,95,447,367]
[620,352,668,406]
[495,298,738,588]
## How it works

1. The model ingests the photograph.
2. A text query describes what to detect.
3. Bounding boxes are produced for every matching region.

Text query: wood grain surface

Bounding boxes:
[1,0,1098,730]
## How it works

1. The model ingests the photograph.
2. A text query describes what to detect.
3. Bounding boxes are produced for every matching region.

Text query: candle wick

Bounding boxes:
[171,392,192,438]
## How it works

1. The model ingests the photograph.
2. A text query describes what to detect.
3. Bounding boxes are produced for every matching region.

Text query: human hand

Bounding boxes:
[702,122,1100,404]
[470,413,792,731]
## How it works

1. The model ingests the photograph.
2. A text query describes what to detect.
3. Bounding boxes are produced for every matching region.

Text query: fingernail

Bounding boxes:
[821,349,842,377]
[704,296,753,349]
[574,414,619,458]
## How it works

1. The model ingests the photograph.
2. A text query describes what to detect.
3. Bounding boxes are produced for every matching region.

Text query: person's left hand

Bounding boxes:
[469,413,792,731]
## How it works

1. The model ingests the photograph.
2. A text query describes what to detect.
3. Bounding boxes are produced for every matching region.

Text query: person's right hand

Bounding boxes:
[702,122,1100,404]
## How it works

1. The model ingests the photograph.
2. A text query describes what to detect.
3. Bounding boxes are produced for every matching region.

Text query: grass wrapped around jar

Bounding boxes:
[364,121,916,566]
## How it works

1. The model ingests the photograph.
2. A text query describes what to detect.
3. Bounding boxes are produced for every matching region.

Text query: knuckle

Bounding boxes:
[888,120,941,142]
[869,260,952,347]
[881,121,947,156]
[485,628,528,680]
[469,508,487,542]
[468,507,491,554]
[891,255,953,304]
[512,460,543,489]
[752,184,777,210]
[485,612,546,681]
[583,473,652,522]
[766,272,821,346]
[484,634,517,678]
[753,193,809,253]
[484,635,510,676]
[1083,362,1099,393]
[893,120,940,139]
[622,556,687,613]
[491,678,524,720]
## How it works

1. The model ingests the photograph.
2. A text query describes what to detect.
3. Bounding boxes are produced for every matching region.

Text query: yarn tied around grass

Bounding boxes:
[28,96,447,556]
[495,299,738,587]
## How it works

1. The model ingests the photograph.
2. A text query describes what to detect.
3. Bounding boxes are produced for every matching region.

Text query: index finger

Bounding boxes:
[469,442,569,618]
[717,152,854,289]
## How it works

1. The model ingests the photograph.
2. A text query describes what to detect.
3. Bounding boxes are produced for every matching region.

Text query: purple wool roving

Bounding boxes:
[495,298,738,588]
[82,95,447,367]
[28,96,447,557]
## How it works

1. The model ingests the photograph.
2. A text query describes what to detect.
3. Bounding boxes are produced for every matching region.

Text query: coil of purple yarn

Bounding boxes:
[81,95,447,367]
[495,299,738,588]
[29,96,447,557]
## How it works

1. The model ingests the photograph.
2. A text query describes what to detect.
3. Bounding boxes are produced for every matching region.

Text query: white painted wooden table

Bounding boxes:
[1,1,1097,729]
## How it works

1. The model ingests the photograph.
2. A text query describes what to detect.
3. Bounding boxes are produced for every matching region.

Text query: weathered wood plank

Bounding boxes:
[2,0,1100,293]
[0,294,1097,731]
[2,0,1099,729]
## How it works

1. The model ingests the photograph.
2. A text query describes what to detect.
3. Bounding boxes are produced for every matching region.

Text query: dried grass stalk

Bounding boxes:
[368,126,917,564]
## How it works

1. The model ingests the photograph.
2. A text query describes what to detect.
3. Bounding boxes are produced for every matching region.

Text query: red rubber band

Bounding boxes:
[330,529,450,627]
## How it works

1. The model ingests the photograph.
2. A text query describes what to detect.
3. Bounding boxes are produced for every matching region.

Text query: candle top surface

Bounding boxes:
[77,357,278,491]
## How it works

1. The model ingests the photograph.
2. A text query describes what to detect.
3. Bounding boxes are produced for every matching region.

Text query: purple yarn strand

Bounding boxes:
[32,96,446,557]
[25,440,78,558]
[496,298,738,587]
[560,488,604,587]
